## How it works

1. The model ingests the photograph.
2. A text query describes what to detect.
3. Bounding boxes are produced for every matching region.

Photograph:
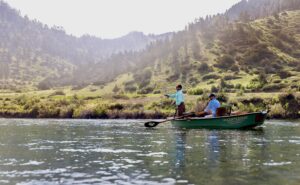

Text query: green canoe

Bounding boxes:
[171,112,267,129]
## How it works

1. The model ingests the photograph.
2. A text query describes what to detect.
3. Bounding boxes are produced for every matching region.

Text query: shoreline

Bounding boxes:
[0,113,298,120]
[0,112,168,120]
[1,92,299,121]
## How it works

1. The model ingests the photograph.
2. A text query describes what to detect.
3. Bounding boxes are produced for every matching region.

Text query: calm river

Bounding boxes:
[0,119,299,185]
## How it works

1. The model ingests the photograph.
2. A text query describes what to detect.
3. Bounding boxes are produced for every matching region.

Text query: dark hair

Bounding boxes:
[209,93,216,98]
[176,84,182,89]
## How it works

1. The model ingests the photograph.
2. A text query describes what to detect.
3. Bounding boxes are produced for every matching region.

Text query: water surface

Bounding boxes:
[0,119,299,185]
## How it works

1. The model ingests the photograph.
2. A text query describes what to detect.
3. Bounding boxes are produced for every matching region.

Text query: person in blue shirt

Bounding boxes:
[165,85,185,117]
[197,93,221,117]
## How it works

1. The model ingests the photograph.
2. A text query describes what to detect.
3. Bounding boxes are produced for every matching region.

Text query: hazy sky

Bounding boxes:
[5,0,241,39]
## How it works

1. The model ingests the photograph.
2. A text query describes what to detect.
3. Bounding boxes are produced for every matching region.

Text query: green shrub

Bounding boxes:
[198,63,211,73]
[277,71,292,79]
[188,77,200,84]
[220,78,234,89]
[264,64,277,74]
[202,74,221,81]
[133,69,152,89]
[15,95,28,106]
[109,103,124,110]
[188,88,204,95]
[243,43,275,66]
[37,104,60,118]
[262,83,287,92]
[59,106,74,118]
[269,103,285,118]
[73,104,108,119]
[240,97,264,106]
[207,80,214,85]
[153,90,161,94]
[130,104,144,110]
[272,79,282,84]
[278,32,296,44]
[236,90,244,96]
[138,80,151,89]
[49,90,65,96]
[279,94,300,118]
[291,84,299,90]
[138,86,155,94]
[224,75,241,80]
[124,80,135,86]
[292,50,300,58]
[112,85,120,93]
[214,55,235,70]
[235,83,242,89]
[211,85,219,93]
[83,96,101,101]
[230,65,239,72]
[247,73,267,91]
[55,99,70,106]
[124,84,137,92]
[167,73,180,82]
[37,79,52,90]
[217,93,228,103]
[112,94,129,100]
[237,103,259,112]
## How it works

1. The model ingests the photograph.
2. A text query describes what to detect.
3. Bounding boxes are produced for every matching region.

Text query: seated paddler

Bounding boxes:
[165,84,185,117]
[197,93,220,118]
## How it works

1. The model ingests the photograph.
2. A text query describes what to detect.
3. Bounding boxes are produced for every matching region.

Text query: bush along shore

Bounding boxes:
[0,93,299,119]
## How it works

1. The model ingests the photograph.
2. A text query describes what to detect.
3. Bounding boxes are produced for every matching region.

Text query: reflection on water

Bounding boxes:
[207,131,220,166]
[0,119,299,185]
[174,131,187,168]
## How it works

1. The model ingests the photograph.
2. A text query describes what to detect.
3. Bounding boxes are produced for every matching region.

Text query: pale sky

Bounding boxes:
[5,0,241,39]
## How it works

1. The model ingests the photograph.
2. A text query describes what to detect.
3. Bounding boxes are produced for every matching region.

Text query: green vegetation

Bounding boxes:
[0,87,299,119]
[1,0,300,91]
[1,0,300,119]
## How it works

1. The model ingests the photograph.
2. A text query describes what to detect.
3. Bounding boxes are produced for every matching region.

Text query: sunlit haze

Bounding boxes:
[5,0,241,38]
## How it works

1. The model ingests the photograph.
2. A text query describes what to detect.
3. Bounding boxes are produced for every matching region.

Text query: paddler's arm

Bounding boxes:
[165,93,176,98]
[196,101,211,116]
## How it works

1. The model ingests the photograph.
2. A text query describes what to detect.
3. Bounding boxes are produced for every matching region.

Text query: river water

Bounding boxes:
[0,119,299,185]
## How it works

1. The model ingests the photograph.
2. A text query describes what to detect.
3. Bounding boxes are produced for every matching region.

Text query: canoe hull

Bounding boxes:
[171,112,267,129]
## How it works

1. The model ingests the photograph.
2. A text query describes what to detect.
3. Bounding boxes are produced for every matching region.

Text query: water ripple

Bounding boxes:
[0,119,299,185]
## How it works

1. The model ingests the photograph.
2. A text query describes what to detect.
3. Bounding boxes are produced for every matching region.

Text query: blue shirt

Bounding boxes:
[205,98,221,117]
[168,90,184,106]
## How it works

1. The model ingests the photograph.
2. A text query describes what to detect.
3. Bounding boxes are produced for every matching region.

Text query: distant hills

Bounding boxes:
[87,0,300,94]
[0,0,300,93]
[0,0,171,89]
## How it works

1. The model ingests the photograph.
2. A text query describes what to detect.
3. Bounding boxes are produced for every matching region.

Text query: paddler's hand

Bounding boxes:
[164,94,169,98]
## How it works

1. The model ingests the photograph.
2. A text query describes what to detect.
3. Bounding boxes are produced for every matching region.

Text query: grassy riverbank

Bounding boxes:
[0,87,299,119]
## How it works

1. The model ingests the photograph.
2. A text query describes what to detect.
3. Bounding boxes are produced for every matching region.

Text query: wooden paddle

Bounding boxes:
[144,112,195,128]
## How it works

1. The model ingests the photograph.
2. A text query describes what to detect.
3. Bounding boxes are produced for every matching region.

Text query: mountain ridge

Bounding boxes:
[0,0,171,89]
[1,0,300,92]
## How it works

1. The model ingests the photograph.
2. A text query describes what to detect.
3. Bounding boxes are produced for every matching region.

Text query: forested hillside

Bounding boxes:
[0,0,300,92]
[0,1,170,89]
[90,0,300,95]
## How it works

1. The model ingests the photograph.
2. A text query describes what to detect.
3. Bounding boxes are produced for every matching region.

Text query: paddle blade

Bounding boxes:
[144,121,160,128]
